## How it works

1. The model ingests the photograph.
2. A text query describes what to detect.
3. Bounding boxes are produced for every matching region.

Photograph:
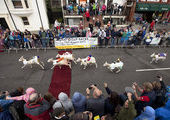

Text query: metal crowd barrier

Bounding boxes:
[1,45,170,54]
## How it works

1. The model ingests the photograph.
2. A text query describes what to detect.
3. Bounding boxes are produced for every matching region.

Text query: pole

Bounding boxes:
[35,0,44,29]
[61,0,65,24]
[4,0,17,30]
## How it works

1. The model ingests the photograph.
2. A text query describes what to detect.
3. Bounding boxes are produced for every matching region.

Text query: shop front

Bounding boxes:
[135,2,170,22]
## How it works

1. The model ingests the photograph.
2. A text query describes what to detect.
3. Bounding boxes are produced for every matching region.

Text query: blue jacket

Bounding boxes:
[135,106,155,120]
[0,99,14,120]
[23,37,29,42]
[72,92,86,113]
[155,100,170,120]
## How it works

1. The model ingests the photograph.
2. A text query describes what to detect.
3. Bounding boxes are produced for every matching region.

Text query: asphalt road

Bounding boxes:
[0,47,170,97]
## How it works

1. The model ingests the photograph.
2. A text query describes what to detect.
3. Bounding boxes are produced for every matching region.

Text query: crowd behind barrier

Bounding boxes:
[0,76,170,120]
[0,20,170,51]
[64,2,125,16]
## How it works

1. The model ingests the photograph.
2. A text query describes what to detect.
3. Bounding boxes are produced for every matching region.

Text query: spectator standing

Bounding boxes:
[72,92,86,113]
[152,76,167,109]
[104,83,121,116]
[135,106,155,120]
[86,28,92,37]
[51,107,69,120]
[53,92,75,117]
[133,82,156,115]
[155,100,170,120]
[0,99,14,120]
[65,29,72,38]
[24,93,51,120]
[23,35,31,49]
[93,3,96,15]
[6,87,36,103]
[150,20,155,32]
[79,21,84,30]
[41,30,47,48]
[95,19,101,29]
[102,4,106,15]
[105,27,110,47]
[99,30,106,46]
[117,92,137,120]
[111,27,117,47]
[84,9,90,22]
[89,23,93,33]
[32,34,40,48]
[86,85,105,118]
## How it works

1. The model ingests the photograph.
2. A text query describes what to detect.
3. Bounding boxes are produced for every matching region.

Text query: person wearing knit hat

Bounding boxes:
[72,92,86,113]
[6,87,36,103]
[53,92,75,117]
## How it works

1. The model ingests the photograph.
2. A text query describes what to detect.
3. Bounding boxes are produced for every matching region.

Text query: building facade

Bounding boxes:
[134,0,170,22]
[0,0,49,32]
[61,0,131,27]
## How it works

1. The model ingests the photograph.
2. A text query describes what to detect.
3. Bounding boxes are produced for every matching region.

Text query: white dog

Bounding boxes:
[103,59,124,73]
[47,58,71,69]
[19,56,44,69]
[150,53,167,63]
[76,56,97,69]
[56,52,77,64]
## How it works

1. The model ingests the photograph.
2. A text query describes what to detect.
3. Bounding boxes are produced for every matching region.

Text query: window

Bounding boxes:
[12,0,23,8]
[147,0,160,2]
[24,0,29,8]
[162,0,168,2]
[21,17,29,25]
[51,0,61,8]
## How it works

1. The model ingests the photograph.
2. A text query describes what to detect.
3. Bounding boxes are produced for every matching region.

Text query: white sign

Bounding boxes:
[55,37,98,49]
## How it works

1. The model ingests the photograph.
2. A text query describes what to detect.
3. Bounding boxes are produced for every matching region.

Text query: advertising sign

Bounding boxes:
[55,37,98,49]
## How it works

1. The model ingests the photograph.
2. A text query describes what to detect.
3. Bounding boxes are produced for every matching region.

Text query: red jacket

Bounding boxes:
[84,11,90,18]
[150,21,155,29]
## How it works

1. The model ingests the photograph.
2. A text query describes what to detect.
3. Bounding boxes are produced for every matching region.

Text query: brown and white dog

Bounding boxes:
[19,56,44,69]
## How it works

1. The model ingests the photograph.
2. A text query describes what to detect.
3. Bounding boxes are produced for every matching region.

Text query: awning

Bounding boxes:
[136,3,170,12]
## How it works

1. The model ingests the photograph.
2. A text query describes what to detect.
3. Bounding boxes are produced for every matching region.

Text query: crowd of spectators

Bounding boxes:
[0,76,170,120]
[64,2,125,16]
[0,19,170,50]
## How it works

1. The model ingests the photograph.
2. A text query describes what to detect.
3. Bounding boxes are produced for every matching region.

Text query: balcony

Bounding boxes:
[10,8,33,16]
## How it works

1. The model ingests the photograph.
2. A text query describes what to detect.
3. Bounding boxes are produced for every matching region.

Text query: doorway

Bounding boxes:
[0,18,9,30]
[90,0,95,3]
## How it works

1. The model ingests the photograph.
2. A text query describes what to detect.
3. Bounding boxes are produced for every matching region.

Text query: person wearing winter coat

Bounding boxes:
[135,106,155,120]
[155,100,170,120]
[117,92,136,120]
[0,99,14,120]
[86,28,92,37]
[72,92,86,113]
[132,82,156,115]
[53,92,75,117]
[152,76,167,109]
[24,93,51,120]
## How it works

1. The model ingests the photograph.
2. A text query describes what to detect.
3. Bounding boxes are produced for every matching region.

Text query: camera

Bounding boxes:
[89,84,97,90]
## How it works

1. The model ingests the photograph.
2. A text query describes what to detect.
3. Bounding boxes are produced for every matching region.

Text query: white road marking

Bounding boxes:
[136,68,170,72]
